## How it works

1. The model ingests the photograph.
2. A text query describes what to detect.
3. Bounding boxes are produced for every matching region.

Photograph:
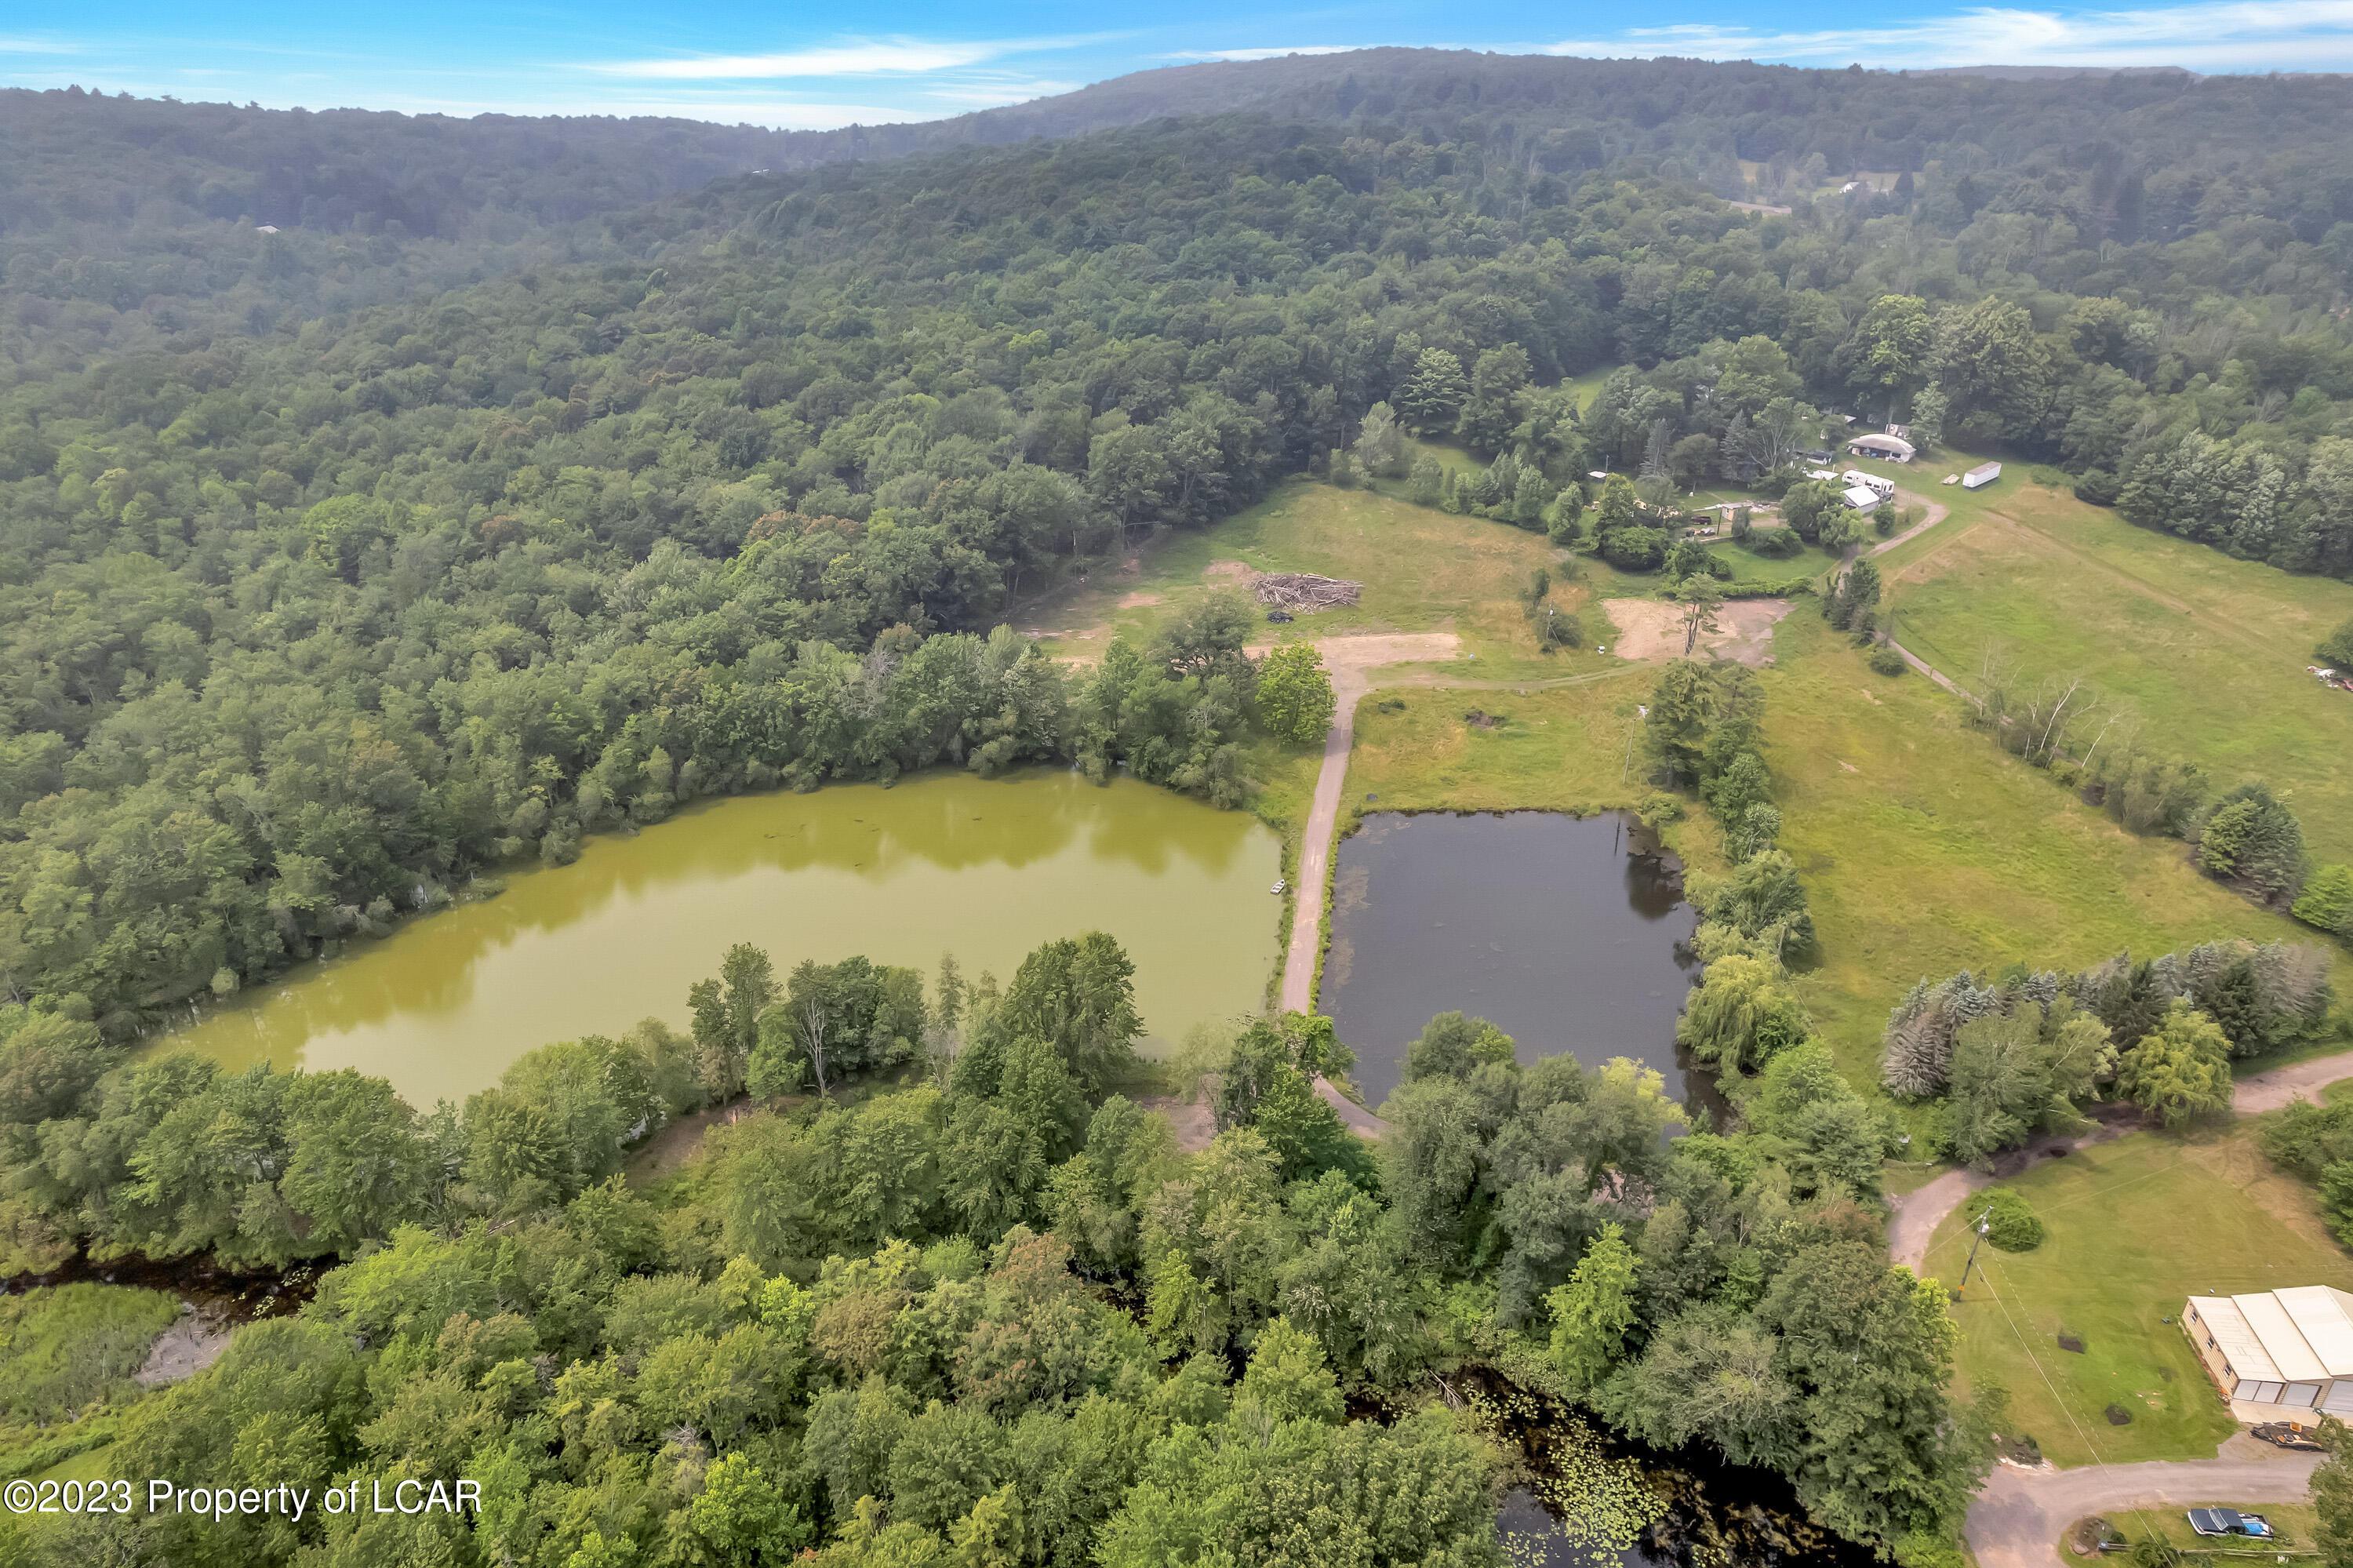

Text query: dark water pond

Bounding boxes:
[1320,812,1703,1111]
[1482,1372,1878,1568]
[1497,1461,1878,1567]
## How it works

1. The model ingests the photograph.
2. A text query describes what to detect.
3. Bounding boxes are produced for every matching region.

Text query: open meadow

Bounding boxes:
[1758,613,2350,1087]
[1025,478,1625,682]
[1879,478,2353,864]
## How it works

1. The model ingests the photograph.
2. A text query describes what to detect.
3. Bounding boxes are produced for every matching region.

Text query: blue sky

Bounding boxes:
[4,0,2351,127]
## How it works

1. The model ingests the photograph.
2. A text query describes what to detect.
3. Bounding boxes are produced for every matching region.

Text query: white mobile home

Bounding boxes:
[1848,432,1916,462]
[1843,470,1896,500]
[1963,462,2002,490]
[2185,1288,2353,1416]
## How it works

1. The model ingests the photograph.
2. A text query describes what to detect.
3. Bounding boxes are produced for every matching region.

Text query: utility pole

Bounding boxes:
[1956,1205,1995,1293]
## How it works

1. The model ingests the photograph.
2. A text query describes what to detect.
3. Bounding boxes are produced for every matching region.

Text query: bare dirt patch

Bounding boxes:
[1202,559,1254,583]
[137,1310,232,1388]
[1603,598,1794,666]
[1116,591,1162,609]
[1137,1095,1217,1152]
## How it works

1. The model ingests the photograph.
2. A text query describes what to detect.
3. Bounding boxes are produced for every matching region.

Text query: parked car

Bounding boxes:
[2185,1508,2272,1538]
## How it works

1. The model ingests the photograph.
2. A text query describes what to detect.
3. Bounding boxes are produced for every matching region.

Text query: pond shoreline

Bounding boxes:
[140,769,1282,1108]
[1320,808,1706,1111]
[1463,1365,1879,1566]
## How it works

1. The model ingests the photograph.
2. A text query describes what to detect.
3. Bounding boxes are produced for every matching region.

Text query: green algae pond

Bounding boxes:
[161,770,1283,1107]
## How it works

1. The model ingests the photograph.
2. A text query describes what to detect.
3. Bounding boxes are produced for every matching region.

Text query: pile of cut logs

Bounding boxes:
[1252,573,1362,611]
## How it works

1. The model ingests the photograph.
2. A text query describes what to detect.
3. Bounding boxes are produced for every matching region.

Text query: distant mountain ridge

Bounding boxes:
[1911,64,2203,78]
[8,49,2348,245]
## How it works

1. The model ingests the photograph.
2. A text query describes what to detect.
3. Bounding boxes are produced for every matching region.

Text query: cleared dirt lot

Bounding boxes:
[1603,597,1793,665]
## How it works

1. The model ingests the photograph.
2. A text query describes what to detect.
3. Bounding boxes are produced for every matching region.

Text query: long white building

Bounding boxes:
[2184,1287,2353,1416]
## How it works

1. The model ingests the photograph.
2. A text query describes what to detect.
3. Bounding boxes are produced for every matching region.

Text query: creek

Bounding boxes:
[1320,811,1704,1111]
[159,769,1282,1108]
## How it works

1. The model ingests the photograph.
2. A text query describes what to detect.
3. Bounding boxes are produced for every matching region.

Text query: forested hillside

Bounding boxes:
[0,89,814,360]
[13,53,2353,362]
[711,49,2353,246]
[0,921,1984,1566]
[6,96,2353,1030]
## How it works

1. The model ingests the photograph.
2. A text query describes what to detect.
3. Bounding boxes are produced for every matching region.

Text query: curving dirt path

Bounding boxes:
[1888,1169,1986,1276]
[2231,1050,2353,1115]
[1315,1076,1389,1137]
[1829,485,1976,696]
[1887,1120,2133,1275]
[1274,633,1463,1016]
[1856,487,1951,562]
[1896,1060,2353,1274]
[1967,1438,2320,1568]
[1831,485,1948,592]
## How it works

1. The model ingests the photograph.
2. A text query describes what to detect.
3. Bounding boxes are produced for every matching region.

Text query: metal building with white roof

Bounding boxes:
[2184,1287,2353,1416]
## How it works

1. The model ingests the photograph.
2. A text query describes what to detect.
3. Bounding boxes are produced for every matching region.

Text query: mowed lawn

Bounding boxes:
[1759,614,2351,1086]
[1881,480,2353,865]
[1924,1123,2353,1466]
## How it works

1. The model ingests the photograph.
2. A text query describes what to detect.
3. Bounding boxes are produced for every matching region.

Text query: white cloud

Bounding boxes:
[585,31,1126,82]
[0,35,80,54]
[1534,0,2353,68]
[588,40,1010,79]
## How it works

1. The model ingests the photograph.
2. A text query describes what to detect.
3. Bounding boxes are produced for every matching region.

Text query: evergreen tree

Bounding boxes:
[2198,781,2308,903]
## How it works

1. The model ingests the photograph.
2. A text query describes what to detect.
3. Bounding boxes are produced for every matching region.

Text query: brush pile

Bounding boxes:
[1253,573,1362,612]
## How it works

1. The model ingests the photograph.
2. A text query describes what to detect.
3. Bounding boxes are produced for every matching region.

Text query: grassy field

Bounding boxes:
[1880,478,2353,866]
[1560,364,1615,411]
[1758,613,2352,1088]
[1712,534,1841,584]
[1339,675,1659,824]
[1025,478,1667,691]
[1025,478,1599,675]
[1925,1122,2353,1466]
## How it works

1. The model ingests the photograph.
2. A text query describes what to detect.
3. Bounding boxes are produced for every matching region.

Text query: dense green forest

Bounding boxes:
[16,62,2353,1560]
[0,88,817,360]
[0,924,1985,1566]
[8,89,2353,1030]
